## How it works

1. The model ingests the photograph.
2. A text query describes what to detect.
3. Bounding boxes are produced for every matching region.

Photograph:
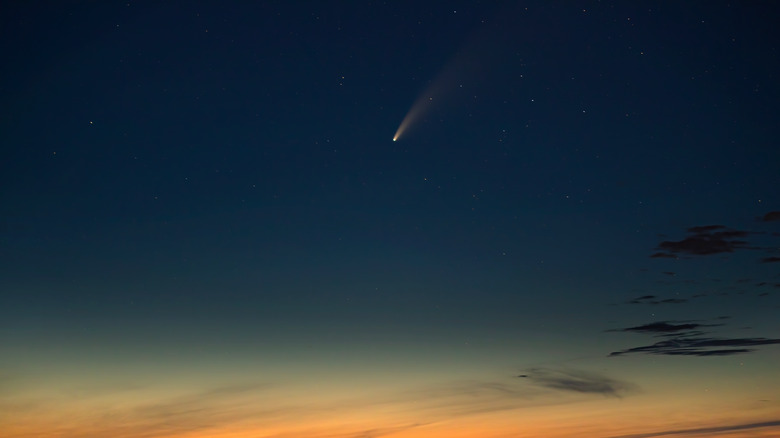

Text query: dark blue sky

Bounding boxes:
[1,2,779,437]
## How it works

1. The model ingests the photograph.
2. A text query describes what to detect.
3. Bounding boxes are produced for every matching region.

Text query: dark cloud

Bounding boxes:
[686,225,725,233]
[627,295,688,305]
[613,322,701,333]
[632,295,656,301]
[762,211,780,222]
[655,330,707,338]
[651,216,780,259]
[653,225,751,257]
[627,295,656,304]
[609,336,780,357]
[520,368,637,398]
[649,252,677,259]
[762,256,780,263]
[607,419,780,438]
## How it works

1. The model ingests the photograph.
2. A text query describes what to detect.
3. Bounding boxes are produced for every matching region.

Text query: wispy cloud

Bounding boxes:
[626,295,688,305]
[607,419,780,438]
[260,422,429,438]
[609,336,780,357]
[651,225,753,257]
[518,368,638,398]
[609,322,703,334]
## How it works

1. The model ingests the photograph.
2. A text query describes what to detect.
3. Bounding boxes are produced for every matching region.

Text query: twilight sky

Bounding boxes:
[1,2,779,437]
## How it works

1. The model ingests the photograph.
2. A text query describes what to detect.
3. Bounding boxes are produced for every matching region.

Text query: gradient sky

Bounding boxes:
[1,2,779,437]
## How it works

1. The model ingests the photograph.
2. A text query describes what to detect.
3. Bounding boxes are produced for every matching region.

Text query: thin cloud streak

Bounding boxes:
[610,322,702,334]
[609,337,780,357]
[519,368,638,398]
[607,419,780,438]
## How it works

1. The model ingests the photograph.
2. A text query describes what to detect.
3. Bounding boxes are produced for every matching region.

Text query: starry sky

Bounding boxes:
[1,2,779,437]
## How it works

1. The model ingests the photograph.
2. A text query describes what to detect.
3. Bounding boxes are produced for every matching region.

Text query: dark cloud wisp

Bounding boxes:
[652,225,752,257]
[609,336,780,357]
[608,419,780,438]
[519,368,637,398]
[761,211,780,222]
[612,322,702,334]
[627,295,688,305]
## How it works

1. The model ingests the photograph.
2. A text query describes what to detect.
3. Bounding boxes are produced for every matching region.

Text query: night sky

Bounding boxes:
[2,2,779,437]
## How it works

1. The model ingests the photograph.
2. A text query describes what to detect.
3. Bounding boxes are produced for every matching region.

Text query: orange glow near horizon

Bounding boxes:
[3,378,779,438]
[5,414,780,438]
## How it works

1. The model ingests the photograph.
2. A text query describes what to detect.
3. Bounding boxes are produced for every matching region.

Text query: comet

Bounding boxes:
[392,93,434,142]
[392,23,497,141]
[392,7,513,142]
